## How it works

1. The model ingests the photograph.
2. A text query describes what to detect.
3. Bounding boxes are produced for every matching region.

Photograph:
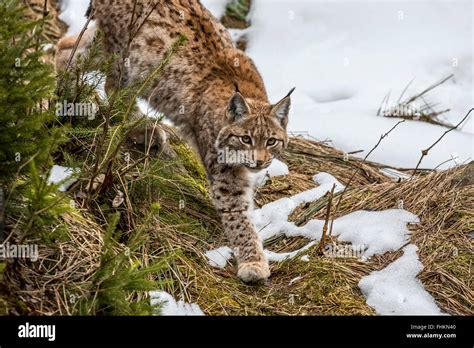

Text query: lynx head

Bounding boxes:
[216,88,294,172]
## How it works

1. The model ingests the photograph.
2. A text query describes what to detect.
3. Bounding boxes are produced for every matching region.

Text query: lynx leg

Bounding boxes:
[210,165,270,283]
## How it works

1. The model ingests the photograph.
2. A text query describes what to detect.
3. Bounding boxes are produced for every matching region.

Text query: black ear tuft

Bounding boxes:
[271,87,295,127]
[227,92,250,122]
[285,87,296,98]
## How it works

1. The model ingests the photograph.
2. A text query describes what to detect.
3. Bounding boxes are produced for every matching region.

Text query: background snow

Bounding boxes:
[56,1,474,170]
[58,0,91,35]
[201,0,228,20]
[247,0,473,169]
[359,244,445,315]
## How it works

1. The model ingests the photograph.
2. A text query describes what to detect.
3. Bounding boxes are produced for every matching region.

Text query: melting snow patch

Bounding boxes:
[208,172,420,266]
[251,159,289,187]
[252,172,344,241]
[331,210,420,259]
[47,165,78,192]
[149,291,204,316]
[205,246,233,268]
[358,245,445,315]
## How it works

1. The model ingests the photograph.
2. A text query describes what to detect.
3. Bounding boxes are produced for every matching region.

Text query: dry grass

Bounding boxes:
[4,211,104,315]
[8,0,471,316]
[4,133,472,316]
[135,137,473,316]
[285,140,473,315]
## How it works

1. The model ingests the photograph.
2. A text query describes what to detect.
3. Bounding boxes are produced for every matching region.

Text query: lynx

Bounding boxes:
[56,0,294,283]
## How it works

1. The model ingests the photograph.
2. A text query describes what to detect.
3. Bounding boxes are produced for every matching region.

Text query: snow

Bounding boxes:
[47,165,78,192]
[250,158,289,187]
[205,246,233,268]
[379,167,411,182]
[359,245,445,315]
[252,172,344,241]
[331,209,419,259]
[205,167,441,314]
[58,1,474,170]
[247,0,473,169]
[59,0,92,35]
[299,255,310,262]
[208,171,420,264]
[201,0,228,19]
[149,290,204,316]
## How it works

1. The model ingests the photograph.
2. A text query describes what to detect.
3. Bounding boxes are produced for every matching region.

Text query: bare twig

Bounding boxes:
[329,120,406,236]
[64,17,92,73]
[412,108,474,176]
[365,120,406,162]
[317,184,336,255]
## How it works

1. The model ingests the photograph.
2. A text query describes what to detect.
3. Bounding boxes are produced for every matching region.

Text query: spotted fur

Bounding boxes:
[57,0,293,282]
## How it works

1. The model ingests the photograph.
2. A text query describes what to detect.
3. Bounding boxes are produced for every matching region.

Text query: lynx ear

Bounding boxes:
[227,92,250,122]
[271,87,295,128]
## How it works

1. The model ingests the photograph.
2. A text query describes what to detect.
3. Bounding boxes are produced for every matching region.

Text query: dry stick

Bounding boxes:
[328,119,406,237]
[316,183,336,255]
[64,16,92,73]
[55,15,93,99]
[412,108,474,176]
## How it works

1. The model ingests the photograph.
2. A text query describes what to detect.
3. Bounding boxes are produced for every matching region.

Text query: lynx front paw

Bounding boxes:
[237,260,270,283]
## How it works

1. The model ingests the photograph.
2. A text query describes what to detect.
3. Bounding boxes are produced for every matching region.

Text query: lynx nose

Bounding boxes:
[256,160,264,167]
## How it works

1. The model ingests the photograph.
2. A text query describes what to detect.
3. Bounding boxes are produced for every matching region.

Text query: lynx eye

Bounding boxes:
[266,138,277,146]
[240,135,252,145]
